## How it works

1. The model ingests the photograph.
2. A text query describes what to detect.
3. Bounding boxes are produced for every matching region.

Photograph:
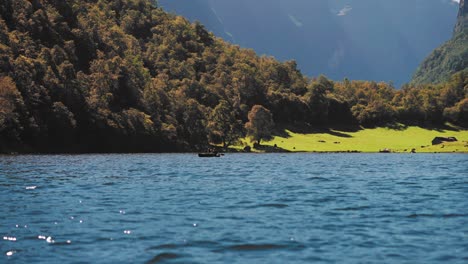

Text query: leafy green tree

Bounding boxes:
[0,76,23,131]
[180,99,207,150]
[208,100,243,149]
[444,98,468,126]
[306,75,334,123]
[245,105,274,145]
[352,101,395,126]
[0,76,26,152]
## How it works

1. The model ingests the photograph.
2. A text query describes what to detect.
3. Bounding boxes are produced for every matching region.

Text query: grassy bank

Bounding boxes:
[239,126,468,153]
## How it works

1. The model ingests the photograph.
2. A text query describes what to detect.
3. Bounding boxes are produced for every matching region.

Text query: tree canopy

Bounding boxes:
[245,105,274,145]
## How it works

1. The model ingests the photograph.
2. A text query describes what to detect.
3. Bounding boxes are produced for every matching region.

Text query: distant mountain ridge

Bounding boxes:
[159,0,458,87]
[412,0,467,85]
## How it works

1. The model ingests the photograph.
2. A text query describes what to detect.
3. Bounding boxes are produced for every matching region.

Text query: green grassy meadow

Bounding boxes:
[239,126,468,153]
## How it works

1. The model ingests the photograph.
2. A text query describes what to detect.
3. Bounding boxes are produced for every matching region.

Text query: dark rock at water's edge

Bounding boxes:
[379,148,392,153]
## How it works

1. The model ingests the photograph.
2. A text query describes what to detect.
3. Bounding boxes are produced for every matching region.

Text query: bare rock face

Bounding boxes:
[454,0,467,35]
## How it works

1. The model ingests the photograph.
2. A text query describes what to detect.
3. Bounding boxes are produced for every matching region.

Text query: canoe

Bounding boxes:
[198,153,221,158]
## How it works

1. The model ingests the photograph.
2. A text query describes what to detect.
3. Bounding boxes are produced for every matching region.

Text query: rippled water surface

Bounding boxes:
[1,154,467,263]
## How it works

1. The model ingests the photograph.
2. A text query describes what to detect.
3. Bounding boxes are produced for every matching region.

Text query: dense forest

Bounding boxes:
[0,0,467,153]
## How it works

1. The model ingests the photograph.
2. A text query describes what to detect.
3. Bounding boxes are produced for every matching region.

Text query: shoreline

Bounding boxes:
[2,127,467,155]
[1,150,467,155]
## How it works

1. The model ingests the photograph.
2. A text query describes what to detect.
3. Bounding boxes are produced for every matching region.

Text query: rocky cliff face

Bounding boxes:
[454,0,467,35]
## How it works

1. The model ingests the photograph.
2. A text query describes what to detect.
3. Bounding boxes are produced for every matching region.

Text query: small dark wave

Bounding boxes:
[385,253,405,258]
[407,213,468,218]
[307,176,331,182]
[434,255,458,261]
[407,213,432,218]
[146,253,181,264]
[334,206,371,211]
[396,181,419,185]
[51,241,73,246]
[421,193,440,198]
[305,197,335,203]
[251,203,289,209]
[29,210,46,215]
[305,256,329,262]
[443,213,468,218]
[277,198,297,203]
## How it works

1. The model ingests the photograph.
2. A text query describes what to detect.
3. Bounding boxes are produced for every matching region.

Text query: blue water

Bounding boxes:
[1,154,467,263]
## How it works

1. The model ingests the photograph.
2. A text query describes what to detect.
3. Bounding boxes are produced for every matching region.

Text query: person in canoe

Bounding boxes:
[198,148,221,157]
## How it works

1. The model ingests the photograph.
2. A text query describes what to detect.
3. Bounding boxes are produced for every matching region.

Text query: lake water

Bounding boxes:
[1,154,467,263]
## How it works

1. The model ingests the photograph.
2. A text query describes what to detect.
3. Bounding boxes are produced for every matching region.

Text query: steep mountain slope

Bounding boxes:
[159,0,459,87]
[412,0,468,84]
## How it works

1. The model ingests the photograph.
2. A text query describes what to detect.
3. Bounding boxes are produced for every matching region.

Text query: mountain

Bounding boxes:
[412,0,468,85]
[159,0,459,87]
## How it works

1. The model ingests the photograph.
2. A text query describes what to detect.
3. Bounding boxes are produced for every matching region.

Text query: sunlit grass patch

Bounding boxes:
[239,126,468,153]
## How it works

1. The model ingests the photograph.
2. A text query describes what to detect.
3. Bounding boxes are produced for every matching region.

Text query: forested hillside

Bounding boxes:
[412,0,467,85]
[0,0,467,153]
